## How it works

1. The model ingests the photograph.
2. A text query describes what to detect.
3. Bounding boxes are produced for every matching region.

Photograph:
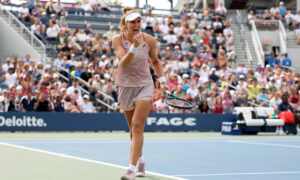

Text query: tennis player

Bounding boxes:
[112,7,166,180]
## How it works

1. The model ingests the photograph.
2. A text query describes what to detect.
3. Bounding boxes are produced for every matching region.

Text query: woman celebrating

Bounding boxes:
[112,7,165,180]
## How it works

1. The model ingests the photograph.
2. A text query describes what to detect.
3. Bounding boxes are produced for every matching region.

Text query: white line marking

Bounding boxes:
[172,171,300,177]
[229,140,300,149]
[0,142,186,180]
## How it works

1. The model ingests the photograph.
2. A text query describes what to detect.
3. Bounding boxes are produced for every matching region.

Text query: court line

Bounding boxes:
[0,142,186,180]
[229,140,300,149]
[2,138,300,144]
[172,171,300,177]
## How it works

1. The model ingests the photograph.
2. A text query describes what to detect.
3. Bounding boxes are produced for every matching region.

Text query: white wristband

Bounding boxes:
[159,77,167,84]
[129,45,137,54]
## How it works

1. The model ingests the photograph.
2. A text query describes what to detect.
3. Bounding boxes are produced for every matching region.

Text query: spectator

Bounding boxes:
[247,2,257,15]
[213,95,223,114]
[4,94,18,112]
[67,79,82,97]
[257,87,269,106]
[45,0,55,15]
[35,93,53,112]
[54,0,65,16]
[223,91,233,113]
[80,95,96,113]
[265,52,279,67]
[105,26,117,41]
[198,99,209,113]
[280,53,292,70]
[20,91,36,112]
[248,79,260,101]
[270,92,282,113]
[52,94,65,112]
[278,1,286,18]
[2,58,14,73]
[19,2,31,22]
[3,67,17,88]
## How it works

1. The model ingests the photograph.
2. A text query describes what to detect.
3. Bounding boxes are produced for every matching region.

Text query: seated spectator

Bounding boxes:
[99,0,110,12]
[47,22,60,41]
[45,0,55,16]
[19,2,31,22]
[52,94,65,112]
[4,94,18,112]
[26,0,35,14]
[198,99,210,113]
[101,34,111,54]
[293,11,300,28]
[65,96,81,112]
[54,0,65,16]
[35,93,53,112]
[163,30,177,46]
[20,91,36,112]
[270,92,282,113]
[90,0,100,12]
[2,58,14,73]
[213,95,223,114]
[105,26,117,41]
[285,10,294,30]
[3,67,17,88]
[31,4,41,20]
[257,87,269,106]
[247,2,257,15]
[80,95,96,113]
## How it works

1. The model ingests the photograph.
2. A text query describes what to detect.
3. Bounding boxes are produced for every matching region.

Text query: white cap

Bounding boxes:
[200,39,204,43]
[239,75,244,79]
[206,25,211,29]
[42,12,46,15]
[125,12,141,22]
[83,95,89,99]
[16,85,22,90]
[280,1,284,5]
[51,13,55,17]
[95,74,100,78]
[104,73,110,79]
[60,88,66,92]
[53,74,58,78]
[175,45,179,49]
[182,74,189,78]
[101,54,107,59]
[270,77,274,80]
[266,64,271,68]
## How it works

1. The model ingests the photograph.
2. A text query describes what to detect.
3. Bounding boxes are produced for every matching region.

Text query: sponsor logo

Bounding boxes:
[222,125,232,132]
[147,117,196,126]
[0,116,47,127]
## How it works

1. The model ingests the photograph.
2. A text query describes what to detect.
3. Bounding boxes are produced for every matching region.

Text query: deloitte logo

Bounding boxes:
[0,116,47,127]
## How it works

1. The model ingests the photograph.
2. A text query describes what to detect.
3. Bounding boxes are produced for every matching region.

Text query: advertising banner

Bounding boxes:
[0,113,236,131]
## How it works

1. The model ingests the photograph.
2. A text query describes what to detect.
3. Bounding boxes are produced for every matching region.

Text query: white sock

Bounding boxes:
[128,164,136,171]
[138,155,145,163]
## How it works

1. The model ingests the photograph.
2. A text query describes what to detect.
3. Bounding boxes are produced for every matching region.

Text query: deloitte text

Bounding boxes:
[147,117,196,126]
[0,116,47,127]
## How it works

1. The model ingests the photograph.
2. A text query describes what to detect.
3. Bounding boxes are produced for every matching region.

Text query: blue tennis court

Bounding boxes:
[1,132,300,180]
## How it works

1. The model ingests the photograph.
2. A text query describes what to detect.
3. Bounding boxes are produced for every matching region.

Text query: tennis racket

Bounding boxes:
[165,90,194,110]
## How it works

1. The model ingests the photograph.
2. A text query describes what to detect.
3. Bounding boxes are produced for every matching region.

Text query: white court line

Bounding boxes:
[2,138,300,144]
[229,140,300,149]
[0,142,186,180]
[172,171,300,177]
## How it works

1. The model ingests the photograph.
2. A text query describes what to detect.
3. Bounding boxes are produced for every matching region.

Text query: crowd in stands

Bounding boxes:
[0,1,299,115]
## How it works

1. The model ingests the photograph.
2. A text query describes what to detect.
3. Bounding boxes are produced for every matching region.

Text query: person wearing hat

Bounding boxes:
[278,1,286,17]
[52,94,65,112]
[112,6,166,179]
[257,87,269,106]
[2,58,14,73]
[105,25,117,41]
[80,94,96,113]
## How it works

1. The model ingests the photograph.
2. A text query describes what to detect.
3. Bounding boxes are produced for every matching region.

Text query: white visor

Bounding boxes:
[125,12,141,22]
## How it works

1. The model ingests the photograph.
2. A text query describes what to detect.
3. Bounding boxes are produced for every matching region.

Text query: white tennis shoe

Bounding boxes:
[121,169,135,180]
[136,162,145,177]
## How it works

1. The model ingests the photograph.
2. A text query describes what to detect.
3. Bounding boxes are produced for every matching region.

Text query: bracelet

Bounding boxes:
[129,45,137,54]
[159,76,167,84]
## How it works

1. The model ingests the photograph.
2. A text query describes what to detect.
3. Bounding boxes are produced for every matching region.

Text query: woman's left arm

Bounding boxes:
[147,35,164,78]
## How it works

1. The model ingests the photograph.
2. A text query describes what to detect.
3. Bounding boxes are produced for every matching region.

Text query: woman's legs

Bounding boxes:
[130,100,152,166]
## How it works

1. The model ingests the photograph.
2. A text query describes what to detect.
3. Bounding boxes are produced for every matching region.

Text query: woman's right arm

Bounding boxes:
[112,34,141,69]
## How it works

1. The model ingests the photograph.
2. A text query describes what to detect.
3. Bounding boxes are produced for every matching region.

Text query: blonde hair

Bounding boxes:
[119,7,139,32]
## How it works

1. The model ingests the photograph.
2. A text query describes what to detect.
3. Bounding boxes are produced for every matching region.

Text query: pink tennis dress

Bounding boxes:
[115,33,154,110]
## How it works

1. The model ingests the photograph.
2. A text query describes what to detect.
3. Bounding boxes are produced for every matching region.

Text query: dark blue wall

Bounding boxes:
[0,113,236,131]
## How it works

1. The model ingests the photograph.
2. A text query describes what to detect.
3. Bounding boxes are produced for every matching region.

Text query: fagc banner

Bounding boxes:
[0,113,236,131]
